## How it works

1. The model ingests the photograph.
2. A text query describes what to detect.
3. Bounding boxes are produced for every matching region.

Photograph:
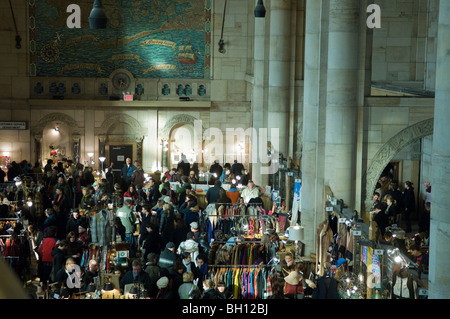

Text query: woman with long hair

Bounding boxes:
[159,203,175,249]
[123,185,139,204]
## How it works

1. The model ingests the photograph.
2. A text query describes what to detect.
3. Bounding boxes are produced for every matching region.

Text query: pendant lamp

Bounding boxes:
[89,0,108,29]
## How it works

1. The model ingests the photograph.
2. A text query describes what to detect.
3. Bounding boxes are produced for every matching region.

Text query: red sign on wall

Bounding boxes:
[123,94,133,101]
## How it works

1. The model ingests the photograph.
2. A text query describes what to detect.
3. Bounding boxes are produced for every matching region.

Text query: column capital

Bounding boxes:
[34,134,43,143]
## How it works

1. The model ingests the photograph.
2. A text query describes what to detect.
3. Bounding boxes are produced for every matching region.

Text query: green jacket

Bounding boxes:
[116,205,136,234]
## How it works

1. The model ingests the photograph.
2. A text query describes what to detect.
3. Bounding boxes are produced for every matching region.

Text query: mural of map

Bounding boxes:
[29,0,211,79]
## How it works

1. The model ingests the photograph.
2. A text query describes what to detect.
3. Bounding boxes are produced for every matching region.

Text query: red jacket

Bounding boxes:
[39,237,57,263]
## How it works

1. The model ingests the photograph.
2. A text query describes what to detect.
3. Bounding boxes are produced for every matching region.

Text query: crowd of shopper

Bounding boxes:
[1,157,285,299]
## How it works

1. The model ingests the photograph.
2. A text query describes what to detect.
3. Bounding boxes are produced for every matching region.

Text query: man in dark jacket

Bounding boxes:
[177,154,190,177]
[209,160,222,185]
[373,202,389,242]
[158,242,177,270]
[230,160,245,178]
[206,180,223,204]
[144,179,160,207]
[180,194,199,226]
[402,181,415,233]
[81,259,99,291]
[144,252,161,298]
[119,259,152,294]
[121,157,136,188]
[51,239,69,282]
[141,222,161,262]
[66,208,83,236]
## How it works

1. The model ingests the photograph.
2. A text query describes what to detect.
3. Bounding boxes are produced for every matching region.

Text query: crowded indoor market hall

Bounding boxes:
[0,0,448,303]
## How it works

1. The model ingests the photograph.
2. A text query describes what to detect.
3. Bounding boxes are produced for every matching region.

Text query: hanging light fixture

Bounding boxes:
[89,0,108,29]
[99,156,106,171]
[254,0,266,18]
[218,0,227,53]
[103,280,113,292]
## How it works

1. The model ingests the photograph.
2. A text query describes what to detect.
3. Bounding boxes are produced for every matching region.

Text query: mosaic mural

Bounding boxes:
[29,0,211,79]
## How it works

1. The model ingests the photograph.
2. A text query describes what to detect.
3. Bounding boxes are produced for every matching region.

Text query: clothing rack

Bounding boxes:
[208,264,274,268]
[213,202,262,205]
[205,214,275,218]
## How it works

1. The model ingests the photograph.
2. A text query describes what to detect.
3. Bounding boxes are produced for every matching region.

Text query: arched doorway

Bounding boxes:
[159,114,206,172]
[363,118,434,211]
[169,123,196,169]
[31,113,83,166]
[96,113,146,172]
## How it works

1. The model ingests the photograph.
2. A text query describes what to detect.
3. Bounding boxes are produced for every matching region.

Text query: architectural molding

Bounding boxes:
[96,113,147,137]
[364,118,434,209]
[159,113,206,140]
[31,112,82,136]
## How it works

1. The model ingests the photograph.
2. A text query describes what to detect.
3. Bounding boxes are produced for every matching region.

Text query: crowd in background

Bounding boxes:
[1,157,294,299]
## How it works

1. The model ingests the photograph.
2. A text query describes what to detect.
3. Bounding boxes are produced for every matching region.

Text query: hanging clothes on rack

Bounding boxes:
[207,265,277,299]
[89,210,115,247]
[202,212,277,241]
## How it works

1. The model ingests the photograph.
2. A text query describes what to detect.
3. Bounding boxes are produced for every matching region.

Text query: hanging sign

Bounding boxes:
[362,246,368,266]
[0,122,27,130]
[372,252,381,279]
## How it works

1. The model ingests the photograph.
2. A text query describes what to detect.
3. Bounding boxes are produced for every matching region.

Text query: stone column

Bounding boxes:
[301,0,329,256]
[323,0,361,209]
[34,135,43,166]
[84,108,95,164]
[73,135,81,164]
[267,0,291,160]
[144,110,158,171]
[429,0,450,299]
[251,0,268,187]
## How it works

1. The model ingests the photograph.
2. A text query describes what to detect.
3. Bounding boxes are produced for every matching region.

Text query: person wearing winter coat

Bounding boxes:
[402,181,415,233]
[51,239,68,282]
[141,222,161,262]
[130,165,145,188]
[201,279,219,299]
[178,271,199,299]
[158,242,177,270]
[180,194,199,227]
[177,232,200,266]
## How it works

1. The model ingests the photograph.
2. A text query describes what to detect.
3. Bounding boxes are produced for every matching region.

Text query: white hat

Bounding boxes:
[284,271,302,285]
[190,222,198,229]
[157,276,169,288]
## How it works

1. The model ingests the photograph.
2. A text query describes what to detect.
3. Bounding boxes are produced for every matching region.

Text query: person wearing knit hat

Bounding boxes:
[158,242,177,270]
[190,222,198,230]
[190,221,200,242]
[157,276,169,288]
[155,276,176,299]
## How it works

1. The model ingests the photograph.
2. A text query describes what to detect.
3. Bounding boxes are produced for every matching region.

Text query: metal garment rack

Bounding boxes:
[208,264,273,268]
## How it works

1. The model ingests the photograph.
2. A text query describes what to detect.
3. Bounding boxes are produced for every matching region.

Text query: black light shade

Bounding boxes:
[59,287,69,298]
[89,0,108,29]
[129,285,139,295]
[88,283,96,293]
[103,282,113,291]
[254,0,266,18]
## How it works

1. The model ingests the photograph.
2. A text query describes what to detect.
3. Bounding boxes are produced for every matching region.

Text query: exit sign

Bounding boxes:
[123,94,133,101]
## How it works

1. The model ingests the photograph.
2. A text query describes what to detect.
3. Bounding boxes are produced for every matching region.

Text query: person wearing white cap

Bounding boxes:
[155,276,176,299]
[190,222,200,242]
